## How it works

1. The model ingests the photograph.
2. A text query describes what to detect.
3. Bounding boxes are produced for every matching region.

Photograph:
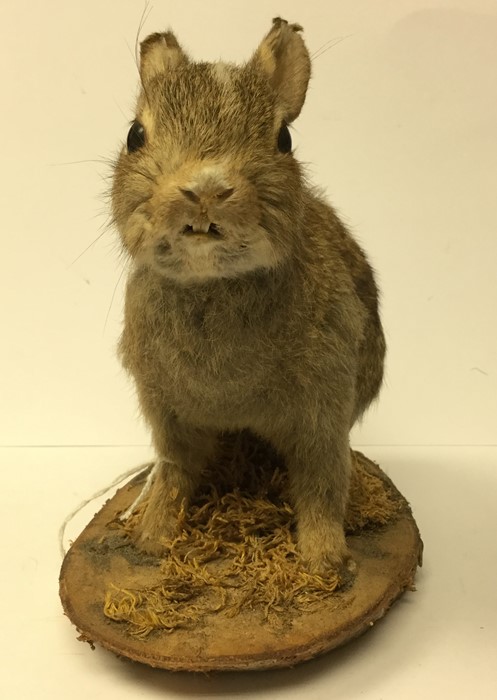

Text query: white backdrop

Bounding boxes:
[2,2,497,699]
[1,0,495,449]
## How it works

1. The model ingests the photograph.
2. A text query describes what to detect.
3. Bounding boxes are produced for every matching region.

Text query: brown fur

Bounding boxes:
[111,18,386,573]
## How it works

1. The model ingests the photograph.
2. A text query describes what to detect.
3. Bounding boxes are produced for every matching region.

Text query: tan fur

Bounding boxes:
[253,18,311,122]
[111,18,386,573]
[139,31,189,83]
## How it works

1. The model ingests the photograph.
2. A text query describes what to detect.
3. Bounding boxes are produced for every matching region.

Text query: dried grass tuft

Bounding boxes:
[104,435,400,637]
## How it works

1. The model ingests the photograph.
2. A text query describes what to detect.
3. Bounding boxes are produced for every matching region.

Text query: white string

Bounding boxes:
[58,463,151,558]
[119,460,162,521]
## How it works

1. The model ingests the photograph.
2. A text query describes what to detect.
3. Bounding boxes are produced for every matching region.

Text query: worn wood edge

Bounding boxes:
[59,457,423,672]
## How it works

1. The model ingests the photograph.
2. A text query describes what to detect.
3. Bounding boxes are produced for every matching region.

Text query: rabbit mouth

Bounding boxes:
[181,223,224,240]
[149,221,280,283]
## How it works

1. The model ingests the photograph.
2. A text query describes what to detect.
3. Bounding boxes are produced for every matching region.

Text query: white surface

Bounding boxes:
[1,0,496,697]
[3,445,497,699]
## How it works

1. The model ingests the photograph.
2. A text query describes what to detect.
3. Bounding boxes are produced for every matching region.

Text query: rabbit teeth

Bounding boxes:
[181,224,223,239]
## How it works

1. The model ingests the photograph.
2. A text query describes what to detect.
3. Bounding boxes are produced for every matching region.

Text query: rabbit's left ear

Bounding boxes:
[139,31,189,84]
[252,18,311,122]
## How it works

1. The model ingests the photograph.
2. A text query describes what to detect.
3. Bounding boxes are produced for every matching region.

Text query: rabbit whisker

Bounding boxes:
[103,260,129,335]
[310,35,351,61]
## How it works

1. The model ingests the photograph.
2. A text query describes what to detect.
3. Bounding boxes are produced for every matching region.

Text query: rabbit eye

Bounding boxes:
[277,124,292,154]
[127,120,146,153]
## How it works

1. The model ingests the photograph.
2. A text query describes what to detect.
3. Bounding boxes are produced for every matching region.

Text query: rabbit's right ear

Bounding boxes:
[139,31,189,84]
[252,18,311,123]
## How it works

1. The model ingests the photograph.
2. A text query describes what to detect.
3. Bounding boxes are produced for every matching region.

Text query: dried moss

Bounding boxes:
[104,435,401,637]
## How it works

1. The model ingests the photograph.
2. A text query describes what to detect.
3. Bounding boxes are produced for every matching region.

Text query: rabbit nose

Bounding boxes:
[179,186,234,203]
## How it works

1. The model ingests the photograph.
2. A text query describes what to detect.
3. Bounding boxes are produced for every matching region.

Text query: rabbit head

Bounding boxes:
[112,18,311,284]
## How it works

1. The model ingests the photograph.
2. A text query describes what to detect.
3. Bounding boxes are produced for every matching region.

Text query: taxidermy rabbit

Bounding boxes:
[112,18,386,574]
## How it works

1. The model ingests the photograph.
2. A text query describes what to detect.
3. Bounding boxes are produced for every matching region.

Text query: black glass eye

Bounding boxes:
[126,120,146,153]
[277,123,292,154]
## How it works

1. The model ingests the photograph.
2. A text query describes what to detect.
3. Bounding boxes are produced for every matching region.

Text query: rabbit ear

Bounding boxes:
[139,31,189,84]
[252,18,311,122]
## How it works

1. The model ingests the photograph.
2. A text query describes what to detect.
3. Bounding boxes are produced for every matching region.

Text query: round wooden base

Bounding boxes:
[59,455,422,671]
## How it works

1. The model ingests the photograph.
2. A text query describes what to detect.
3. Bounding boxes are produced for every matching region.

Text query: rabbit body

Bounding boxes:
[113,19,385,572]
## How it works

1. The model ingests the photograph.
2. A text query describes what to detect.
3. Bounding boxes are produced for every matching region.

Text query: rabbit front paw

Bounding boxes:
[131,508,179,557]
[298,518,355,577]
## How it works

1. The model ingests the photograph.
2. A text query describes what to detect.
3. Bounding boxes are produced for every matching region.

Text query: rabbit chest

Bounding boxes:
[121,270,296,428]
